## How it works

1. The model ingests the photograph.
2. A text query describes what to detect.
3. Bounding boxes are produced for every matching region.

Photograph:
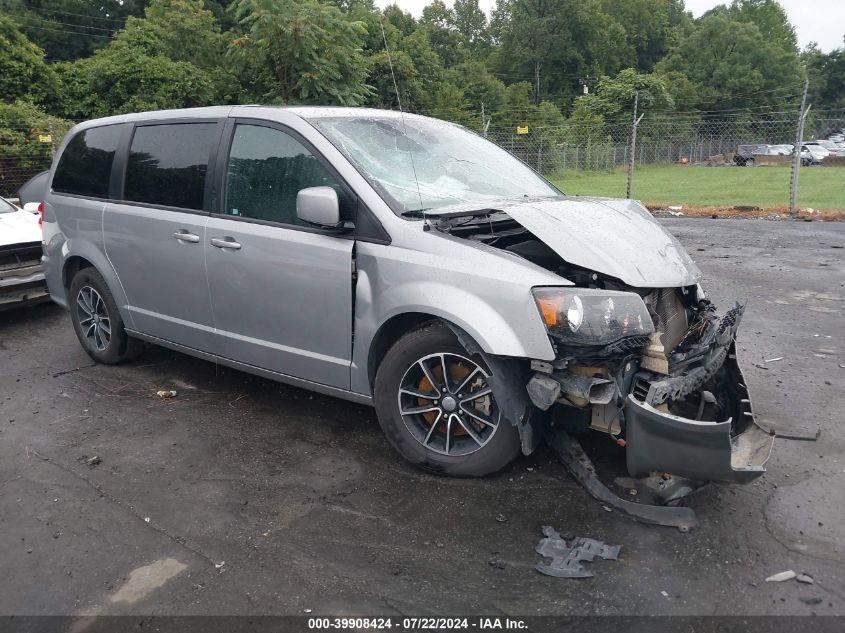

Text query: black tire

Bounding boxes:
[374,323,521,477]
[68,268,143,364]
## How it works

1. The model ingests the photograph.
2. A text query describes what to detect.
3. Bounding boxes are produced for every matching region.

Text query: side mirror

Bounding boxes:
[296,186,340,228]
[22,202,40,215]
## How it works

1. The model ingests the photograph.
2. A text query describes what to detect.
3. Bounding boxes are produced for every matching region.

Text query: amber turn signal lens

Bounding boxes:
[537,296,564,327]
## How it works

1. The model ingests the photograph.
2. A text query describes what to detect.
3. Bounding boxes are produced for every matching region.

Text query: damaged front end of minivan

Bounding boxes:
[526,287,773,484]
[436,197,774,485]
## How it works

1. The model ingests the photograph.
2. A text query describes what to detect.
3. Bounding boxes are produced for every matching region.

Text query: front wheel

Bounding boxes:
[374,323,521,477]
[68,268,143,364]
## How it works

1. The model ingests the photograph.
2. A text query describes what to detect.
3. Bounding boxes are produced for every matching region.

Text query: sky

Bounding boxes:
[375,0,844,53]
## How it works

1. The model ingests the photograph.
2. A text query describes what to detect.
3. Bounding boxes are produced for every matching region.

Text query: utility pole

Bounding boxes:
[627,91,643,199]
[789,78,810,218]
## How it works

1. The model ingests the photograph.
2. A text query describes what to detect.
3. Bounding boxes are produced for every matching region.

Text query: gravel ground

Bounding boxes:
[0,219,843,617]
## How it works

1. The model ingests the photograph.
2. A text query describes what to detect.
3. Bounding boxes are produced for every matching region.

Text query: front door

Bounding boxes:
[104,121,220,352]
[205,122,354,389]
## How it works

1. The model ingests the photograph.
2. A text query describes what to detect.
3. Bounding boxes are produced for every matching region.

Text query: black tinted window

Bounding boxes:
[53,126,122,198]
[124,123,217,210]
[225,124,338,225]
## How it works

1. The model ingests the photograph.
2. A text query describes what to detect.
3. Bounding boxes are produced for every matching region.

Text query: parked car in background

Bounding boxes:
[768,144,794,155]
[733,143,792,166]
[813,139,845,156]
[40,106,773,485]
[800,143,830,165]
[0,196,49,309]
[733,144,767,166]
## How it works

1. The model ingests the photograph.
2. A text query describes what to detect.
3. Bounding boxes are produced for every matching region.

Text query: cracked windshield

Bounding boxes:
[311,115,560,213]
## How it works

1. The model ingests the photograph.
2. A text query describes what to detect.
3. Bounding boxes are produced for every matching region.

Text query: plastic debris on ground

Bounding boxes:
[156,390,177,399]
[535,526,621,579]
[765,570,797,582]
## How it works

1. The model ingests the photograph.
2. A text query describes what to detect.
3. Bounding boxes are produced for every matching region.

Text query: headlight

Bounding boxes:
[532,287,654,345]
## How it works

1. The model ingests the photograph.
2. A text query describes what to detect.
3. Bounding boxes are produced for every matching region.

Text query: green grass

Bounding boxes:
[548,164,845,211]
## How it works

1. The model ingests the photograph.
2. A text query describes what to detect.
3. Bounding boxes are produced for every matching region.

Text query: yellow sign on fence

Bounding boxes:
[516,126,529,135]
[38,134,52,144]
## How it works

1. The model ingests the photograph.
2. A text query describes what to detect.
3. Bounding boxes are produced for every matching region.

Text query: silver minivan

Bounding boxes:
[42,106,773,481]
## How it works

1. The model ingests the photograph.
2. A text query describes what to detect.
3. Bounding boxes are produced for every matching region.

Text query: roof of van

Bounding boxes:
[71,106,421,130]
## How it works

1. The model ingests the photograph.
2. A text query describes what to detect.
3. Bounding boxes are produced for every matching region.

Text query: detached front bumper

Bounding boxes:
[626,350,774,483]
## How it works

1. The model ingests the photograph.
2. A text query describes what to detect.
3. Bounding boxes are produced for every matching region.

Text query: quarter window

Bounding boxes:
[53,125,123,198]
[225,124,338,226]
[124,123,217,210]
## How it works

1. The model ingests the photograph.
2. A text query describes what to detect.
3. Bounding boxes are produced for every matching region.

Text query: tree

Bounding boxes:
[55,46,216,119]
[572,69,674,120]
[728,0,797,53]
[52,0,226,119]
[452,0,488,54]
[598,0,690,71]
[803,40,845,111]
[656,12,804,112]
[230,0,372,105]
[0,16,58,105]
[493,0,632,104]
[0,100,72,195]
[419,0,464,68]
[383,3,416,37]
[0,0,147,61]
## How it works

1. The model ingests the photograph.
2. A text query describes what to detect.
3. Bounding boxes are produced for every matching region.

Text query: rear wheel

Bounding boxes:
[69,268,142,364]
[374,323,521,476]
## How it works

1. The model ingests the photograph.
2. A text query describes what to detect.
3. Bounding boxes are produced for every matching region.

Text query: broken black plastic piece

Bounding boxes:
[546,427,698,532]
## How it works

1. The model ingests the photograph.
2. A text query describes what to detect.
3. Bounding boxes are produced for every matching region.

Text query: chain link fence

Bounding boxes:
[0,112,74,199]
[486,111,845,215]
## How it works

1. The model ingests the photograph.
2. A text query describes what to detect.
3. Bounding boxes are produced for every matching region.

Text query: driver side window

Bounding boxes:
[225,124,338,226]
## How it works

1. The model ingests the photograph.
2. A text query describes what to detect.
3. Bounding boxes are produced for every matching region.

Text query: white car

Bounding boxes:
[800,143,830,165]
[0,196,50,309]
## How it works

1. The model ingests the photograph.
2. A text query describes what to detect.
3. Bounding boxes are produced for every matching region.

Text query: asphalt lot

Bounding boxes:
[1,219,843,617]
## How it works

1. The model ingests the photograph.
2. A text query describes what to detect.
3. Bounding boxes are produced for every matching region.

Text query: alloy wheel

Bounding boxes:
[397,353,500,457]
[76,286,111,352]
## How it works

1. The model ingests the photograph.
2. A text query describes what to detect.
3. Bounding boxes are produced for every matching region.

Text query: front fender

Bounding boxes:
[350,242,557,396]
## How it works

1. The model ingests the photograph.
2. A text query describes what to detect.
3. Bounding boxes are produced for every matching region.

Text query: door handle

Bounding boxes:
[173,231,200,243]
[210,237,242,250]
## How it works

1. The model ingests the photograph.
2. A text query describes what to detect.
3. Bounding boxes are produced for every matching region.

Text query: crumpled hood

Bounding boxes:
[0,210,42,247]
[501,196,701,288]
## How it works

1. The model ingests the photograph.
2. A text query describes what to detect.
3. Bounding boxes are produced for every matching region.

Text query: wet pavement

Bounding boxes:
[0,219,843,616]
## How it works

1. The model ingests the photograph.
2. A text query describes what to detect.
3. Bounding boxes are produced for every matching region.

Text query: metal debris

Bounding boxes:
[488,558,506,570]
[495,513,507,523]
[535,526,621,579]
[765,570,797,582]
[764,357,783,363]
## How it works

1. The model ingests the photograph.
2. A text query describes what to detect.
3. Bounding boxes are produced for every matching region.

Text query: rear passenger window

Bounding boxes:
[225,124,338,225]
[124,123,217,210]
[53,125,122,198]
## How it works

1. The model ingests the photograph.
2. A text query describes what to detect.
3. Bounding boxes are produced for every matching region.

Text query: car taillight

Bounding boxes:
[38,202,44,227]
